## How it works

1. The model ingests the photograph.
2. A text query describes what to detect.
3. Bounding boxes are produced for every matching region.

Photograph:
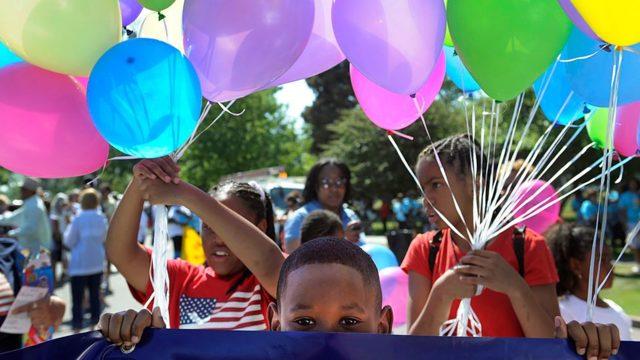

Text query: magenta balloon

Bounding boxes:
[183,0,315,102]
[513,180,561,235]
[267,0,345,87]
[352,52,445,131]
[0,64,109,178]
[120,0,143,27]
[333,0,446,95]
[615,102,640,157]
[557,0,600,40]
[379,267,408,328]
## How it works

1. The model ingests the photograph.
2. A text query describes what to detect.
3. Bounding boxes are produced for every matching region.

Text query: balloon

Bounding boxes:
[265,0,345,87]
[444,46,480,94]
[120,0,143,26]
[138,0,176,12]
[361,244,398,271]
[556,0,600,40]
[333,0,446,95]
[513,180,560,235]
[183,0,314,102]
[352,52,445,131]
[571,0,640,47]
[615,103,640,157]
[564,29,640,108]
[533,60,594,126]
[447,0,572,101]
[0,0,121,76]
[0,43,21,69]
[87,39,202,158]
[586,108,611,150]
[443,0,453,47]
[0,64,109,178]
[379,267,409,329]
[139,0,185,53]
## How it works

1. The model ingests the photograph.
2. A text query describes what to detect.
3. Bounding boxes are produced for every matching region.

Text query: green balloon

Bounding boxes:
[444,0,453,47]
[587,108,612,149]
[447,0,572,101]
[139,0,176,12]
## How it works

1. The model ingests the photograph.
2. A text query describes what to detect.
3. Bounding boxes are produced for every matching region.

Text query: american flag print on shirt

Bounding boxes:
[179,285,267,331]
[0,272,15,316]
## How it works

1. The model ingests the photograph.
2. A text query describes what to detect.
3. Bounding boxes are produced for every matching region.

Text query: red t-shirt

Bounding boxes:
[401,227,558,338]
[130,253,273,330]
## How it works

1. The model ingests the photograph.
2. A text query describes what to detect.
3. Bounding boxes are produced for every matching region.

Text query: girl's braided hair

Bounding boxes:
[545,223,595,295]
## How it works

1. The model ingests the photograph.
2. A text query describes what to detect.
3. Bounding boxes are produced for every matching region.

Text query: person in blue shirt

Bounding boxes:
[284,159,362,253]
[619,179,640,273]
[579,189,599,227]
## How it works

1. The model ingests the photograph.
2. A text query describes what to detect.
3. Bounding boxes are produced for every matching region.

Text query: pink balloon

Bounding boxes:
[0,64,109,178]
[333,0,446,94]
[352,52,445,131]
[379,267,408,328]
[74,76,89,89]
[267,0,345,87]
[513,180,561,235]
[183,0,315,102]
[615,102,640,157]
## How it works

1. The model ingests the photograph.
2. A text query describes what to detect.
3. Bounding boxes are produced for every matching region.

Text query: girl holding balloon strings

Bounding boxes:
[104,157,286,340]
[402,135,562,338]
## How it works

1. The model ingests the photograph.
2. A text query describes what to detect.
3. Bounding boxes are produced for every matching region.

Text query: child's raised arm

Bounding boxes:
[106,158,180,292]
[136,162,285,297]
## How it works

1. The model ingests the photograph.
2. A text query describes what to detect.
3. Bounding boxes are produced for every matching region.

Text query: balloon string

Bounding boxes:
[624,47,640,56]
[387,130,414,141]
[557,45,606,63]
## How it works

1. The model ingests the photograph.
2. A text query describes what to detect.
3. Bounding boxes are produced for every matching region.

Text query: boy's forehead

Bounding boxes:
[282,263,375,298]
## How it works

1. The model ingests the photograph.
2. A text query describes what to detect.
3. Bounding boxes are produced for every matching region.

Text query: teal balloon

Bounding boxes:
[361,244,398,271]
[0,42,21,68]
[444,46,480,93]
[534,60,594,126]
[88,39,202,158]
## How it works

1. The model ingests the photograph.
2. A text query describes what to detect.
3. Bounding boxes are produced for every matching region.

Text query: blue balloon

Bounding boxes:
[444,46,480,93]
[361,244,398,271]
[564,29,640,108]
[533,60,595,125]
[0,43,22,69]
[88,38,202,158]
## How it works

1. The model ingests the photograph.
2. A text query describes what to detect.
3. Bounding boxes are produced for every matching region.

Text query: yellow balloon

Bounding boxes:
[0,0,121,76]
[138,0,185,53]
[572,0,640,46]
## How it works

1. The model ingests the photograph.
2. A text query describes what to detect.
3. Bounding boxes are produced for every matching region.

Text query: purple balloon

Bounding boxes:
[266,0,345,87]
[183,0,315,102]
[557,0,600,40]
[120,0,143,27]
[333,0,446,95]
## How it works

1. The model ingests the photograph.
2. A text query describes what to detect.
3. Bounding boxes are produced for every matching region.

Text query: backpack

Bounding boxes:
[428,226,526,277]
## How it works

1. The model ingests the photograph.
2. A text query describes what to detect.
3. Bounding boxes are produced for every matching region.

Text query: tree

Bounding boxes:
[180,89,313,190]
[303,62,357,153]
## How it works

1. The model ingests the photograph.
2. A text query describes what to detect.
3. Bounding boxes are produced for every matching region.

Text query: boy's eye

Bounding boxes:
[339,317,361,327]
[431,182,443,189]
[294,318,315,327]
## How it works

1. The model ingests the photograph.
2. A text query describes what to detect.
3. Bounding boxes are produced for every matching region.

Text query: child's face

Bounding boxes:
[316,165,347,211]
[201,195,265,277]
[269,263,392,334]
[577,246,614,289]
[417,158,473,231]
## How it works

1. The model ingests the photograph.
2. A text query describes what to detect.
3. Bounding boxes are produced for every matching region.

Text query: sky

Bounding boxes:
[274,80,316,133]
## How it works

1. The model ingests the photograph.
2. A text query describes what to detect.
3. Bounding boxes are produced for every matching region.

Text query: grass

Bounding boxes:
[601,262,640,317]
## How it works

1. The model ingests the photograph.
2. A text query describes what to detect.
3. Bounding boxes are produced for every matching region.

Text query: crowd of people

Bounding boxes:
[0,134,637,359]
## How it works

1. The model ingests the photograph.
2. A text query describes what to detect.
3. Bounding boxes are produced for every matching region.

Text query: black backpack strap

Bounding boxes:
[428,231,444,274]
[512,226,526,278]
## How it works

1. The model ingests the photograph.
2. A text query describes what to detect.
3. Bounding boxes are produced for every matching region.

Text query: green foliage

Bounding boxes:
[180,89,312,190]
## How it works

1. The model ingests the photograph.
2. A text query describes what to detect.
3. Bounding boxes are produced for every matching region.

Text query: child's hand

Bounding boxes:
[554,316,620,360]
[133,157,180,184]
[11,295,65,331]
[432,268,477,301]
[138,178,186,206]
[98,308,166,350]
[455,250,522,295]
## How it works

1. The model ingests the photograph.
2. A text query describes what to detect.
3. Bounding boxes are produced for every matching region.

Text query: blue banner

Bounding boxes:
[2,329,639,359]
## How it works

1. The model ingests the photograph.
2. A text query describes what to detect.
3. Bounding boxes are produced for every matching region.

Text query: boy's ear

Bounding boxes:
[257,218,268,233]
[377,305,394,334]
[268,302,281,331]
